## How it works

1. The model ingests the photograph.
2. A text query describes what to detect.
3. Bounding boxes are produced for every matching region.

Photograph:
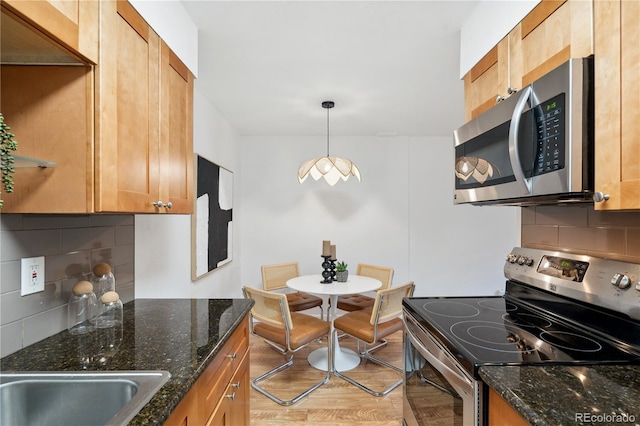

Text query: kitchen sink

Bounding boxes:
[0,370,170,426]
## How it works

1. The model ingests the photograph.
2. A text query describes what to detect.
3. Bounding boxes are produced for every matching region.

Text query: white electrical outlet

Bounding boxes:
[21,256,45,296]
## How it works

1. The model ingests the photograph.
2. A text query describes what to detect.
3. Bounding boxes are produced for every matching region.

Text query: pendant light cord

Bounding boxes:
[326,106,330,157]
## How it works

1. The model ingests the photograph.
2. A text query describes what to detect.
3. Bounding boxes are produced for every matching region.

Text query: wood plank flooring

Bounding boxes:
[249,325,404,425]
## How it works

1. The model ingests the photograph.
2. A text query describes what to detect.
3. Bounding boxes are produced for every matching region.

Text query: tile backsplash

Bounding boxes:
[1,214,135,357]
[521,204,640,263]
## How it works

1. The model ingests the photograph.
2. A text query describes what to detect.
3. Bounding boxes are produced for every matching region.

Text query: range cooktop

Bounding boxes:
[403,295,639,378]
[403,247,640,378]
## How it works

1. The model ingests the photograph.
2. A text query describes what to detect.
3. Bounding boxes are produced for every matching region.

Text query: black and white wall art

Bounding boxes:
[192,155,233,280]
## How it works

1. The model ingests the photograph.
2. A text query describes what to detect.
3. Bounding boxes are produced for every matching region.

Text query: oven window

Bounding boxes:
[405,341,464,425]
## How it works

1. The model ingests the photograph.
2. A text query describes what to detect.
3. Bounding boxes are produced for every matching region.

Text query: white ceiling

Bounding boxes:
[181,1,479,137]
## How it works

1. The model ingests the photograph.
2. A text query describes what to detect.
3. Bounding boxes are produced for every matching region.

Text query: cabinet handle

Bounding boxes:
[507,86,518,95]
[152,201,173,209]
[496,95,506,103]
[231,381,241,389]
[593,192,610,203]
[225,392,236,400]
[226,352,237,360]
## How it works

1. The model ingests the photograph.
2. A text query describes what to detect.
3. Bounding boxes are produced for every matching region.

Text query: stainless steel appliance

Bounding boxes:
[453,57,593,206]
[402,247,640,425]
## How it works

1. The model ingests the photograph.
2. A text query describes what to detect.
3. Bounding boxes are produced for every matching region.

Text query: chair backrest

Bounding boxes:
[356,263,394,290]
[261,262,300,291]
[243,286,293,330]
[370,281,415,325]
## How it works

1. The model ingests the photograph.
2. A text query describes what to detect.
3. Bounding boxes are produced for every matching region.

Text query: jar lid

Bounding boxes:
[72,280,94,296]
[93,263,112,276]
[101,291,120,304]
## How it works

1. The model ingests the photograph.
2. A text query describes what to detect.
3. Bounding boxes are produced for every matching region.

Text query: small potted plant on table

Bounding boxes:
[335,261,349,282]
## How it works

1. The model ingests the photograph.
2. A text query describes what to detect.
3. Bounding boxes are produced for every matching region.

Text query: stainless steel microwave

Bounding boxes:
[453,57,594,206]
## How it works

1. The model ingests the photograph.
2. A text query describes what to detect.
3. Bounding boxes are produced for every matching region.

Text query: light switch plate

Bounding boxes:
[21,256,45,296]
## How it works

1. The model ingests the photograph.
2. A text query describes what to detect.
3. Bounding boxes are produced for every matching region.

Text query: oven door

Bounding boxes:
[403,313,480,426]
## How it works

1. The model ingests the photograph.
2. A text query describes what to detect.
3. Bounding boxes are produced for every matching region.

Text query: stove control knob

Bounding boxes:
[618,275,631,289]
[524,257,534,267]
[506,254,517,263]
[517,256,525,265]
[611,273,632,289]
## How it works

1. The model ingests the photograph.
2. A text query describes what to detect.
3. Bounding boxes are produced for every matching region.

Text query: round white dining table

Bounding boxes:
[286,274,381,372]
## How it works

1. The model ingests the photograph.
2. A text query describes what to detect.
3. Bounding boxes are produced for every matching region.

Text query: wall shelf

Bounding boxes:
[13,154,56,168]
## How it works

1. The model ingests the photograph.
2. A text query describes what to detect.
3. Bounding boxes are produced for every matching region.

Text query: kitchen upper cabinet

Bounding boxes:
[463,0,593,121]
[1,0,98,63]
[593,0,640,210]
[159,42,194,214]
[1,0,193,214]
[0,64,94,213]
[463,33,519,121]
[517,0,592,86]
[95,0,193,213]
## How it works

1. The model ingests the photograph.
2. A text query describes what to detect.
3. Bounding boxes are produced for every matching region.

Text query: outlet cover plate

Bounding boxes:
[21,256,45,296]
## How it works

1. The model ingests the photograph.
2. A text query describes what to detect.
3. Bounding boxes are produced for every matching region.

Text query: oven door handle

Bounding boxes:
[403,317,473,397]
[508,85,533,195]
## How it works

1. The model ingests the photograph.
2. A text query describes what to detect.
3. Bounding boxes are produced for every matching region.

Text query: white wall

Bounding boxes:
[239,135,519,296]
[134,89,243,299]
[408,137,519,296]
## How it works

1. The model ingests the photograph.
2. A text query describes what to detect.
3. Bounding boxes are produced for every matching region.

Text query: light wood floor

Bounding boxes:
[249,325,404,425]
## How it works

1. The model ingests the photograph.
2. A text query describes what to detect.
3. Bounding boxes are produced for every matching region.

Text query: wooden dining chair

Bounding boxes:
[336,263,394,312]
[261,262,324,320]
[332,281,415,397]
[243,286,331,406]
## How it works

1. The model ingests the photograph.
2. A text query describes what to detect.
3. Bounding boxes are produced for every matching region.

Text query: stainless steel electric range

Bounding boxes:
[402,247,640,426]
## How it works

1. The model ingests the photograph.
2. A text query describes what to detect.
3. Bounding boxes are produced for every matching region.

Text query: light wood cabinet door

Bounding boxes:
[159,42,194,214]
[463,34,519,121]
[205,351,250,426]
[593,0,640,210]
[518,0,592,87]
[164,384,200,426]
[488,388,529,426]
[95,0,161,213]
[2,0,98,63]
[463,0,593,121]
[167,316,250,426]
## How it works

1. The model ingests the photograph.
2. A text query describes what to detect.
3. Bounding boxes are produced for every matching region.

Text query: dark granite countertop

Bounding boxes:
[480,365,640,425]
[0,298,254,425]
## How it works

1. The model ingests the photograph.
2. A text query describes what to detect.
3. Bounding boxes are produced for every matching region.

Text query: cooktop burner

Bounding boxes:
[403,295,639,377]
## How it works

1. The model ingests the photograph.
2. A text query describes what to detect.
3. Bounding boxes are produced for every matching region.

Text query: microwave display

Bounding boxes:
[531,93,566,177]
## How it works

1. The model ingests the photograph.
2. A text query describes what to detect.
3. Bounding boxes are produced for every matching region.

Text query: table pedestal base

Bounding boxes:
[308,347,360,372]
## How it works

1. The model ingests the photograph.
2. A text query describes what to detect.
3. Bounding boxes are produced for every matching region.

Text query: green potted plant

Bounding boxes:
[335,261,349,282]
[0,113,18,209]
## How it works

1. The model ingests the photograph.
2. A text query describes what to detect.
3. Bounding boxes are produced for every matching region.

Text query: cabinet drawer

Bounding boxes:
[199,318,249,421]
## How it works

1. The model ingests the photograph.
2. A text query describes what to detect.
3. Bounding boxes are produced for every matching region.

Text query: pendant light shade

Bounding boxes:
[297,101,361,186]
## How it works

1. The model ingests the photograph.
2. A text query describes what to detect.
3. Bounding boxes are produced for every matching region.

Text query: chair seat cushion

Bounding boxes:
[254,313,329,350]
[287,291,323,312]
[334,310,402,344]
[336,294,374,312]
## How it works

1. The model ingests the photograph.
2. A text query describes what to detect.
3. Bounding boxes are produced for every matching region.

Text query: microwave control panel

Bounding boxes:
[532,93,566,176]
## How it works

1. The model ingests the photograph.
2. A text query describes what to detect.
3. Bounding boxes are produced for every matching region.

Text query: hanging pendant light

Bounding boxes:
[297,101,361,186]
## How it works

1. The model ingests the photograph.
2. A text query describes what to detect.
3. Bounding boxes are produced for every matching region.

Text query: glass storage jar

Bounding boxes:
[67,280,97,335]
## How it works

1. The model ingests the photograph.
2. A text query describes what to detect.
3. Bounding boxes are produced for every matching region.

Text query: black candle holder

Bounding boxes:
[321,255,333,283]
[330,259,337,281]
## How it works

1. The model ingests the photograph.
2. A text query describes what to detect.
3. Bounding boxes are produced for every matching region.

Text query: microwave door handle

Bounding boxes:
[508,86,533,194]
